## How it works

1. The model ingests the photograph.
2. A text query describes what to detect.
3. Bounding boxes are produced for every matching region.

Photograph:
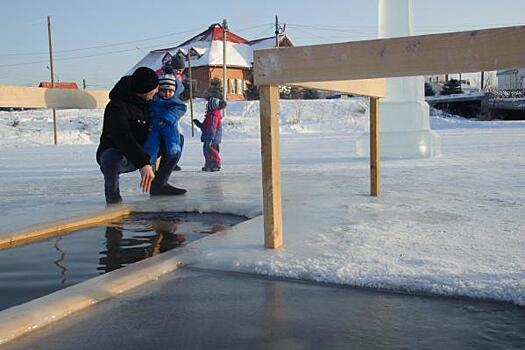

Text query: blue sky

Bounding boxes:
[1,0,524,89]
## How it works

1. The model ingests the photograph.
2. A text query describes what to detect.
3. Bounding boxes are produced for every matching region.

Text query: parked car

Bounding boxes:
[441,79,463,95]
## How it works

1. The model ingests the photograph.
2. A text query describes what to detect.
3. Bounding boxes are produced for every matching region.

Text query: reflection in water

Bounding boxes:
[98,219,187,274]
[200,223,227,234]
[0,212,247,312]
[53,237,68,284]
[264,282,292,343]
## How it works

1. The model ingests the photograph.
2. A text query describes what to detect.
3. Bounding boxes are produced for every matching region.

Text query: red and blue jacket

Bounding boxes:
[195,109,222,144]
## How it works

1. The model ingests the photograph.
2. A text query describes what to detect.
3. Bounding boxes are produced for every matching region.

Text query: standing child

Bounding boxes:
[144,73,187,194]
[193,97,226,172]
[157,53,186,171]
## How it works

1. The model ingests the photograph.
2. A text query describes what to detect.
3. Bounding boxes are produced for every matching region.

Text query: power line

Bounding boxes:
[0,23,278,69]
[0,29,220,69]
[287,26,333,41]
[285,21,525,40]
[415,22,525,28]
[288,23,377,35]
[0,48,140,68]
[253,24,278,39]
[234,23,274,32]
[4,19,522,71]
[0,22,276,58]
[0,24,210,58]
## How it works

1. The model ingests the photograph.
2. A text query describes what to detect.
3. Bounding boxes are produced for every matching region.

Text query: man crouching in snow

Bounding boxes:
[96,67,186,204]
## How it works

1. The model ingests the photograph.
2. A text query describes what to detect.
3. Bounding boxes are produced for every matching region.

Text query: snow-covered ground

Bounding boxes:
[0,98,369,145]
[0,99,524,306]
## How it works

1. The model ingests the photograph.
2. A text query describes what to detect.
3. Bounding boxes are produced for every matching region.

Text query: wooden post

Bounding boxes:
[222,19,228,117]
[370,97,380,196]
[188,49,195,137]
[259,85,283,249]
[47,15,58,145]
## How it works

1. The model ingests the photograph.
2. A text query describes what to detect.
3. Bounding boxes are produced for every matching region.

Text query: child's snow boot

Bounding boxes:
[150,184,186,196]
[150,154,186,196]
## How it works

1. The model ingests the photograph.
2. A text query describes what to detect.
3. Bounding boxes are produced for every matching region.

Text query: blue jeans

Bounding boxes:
[99,147,181,202]
[99,148,137,202]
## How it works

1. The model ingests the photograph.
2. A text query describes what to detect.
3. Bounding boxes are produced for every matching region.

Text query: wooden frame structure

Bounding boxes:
[254,25,525,249]
[0,85,108,109]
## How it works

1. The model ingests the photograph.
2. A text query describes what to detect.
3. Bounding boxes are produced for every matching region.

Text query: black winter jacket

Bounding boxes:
[96,76,151,169]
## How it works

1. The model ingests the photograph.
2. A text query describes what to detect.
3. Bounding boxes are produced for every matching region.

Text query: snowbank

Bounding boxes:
[0,99,369,146]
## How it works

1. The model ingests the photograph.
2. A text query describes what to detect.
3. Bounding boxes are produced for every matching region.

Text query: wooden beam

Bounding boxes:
[370,97,380,197]
[290,78,386,98]
[259,85,283,249]
[0,85,108,109]
[254,25,525,85]
[0,206,132,250]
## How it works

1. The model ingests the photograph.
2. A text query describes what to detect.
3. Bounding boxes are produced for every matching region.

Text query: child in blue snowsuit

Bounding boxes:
[193,97,225,172]
[144,73,187,168]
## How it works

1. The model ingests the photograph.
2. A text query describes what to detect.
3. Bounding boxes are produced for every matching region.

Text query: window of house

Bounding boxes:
[237,79,243,95]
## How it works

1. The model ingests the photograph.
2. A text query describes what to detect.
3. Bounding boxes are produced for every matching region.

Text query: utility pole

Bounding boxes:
[275,16,280,47]
[188,49,194,137]
[274,16,286,48]
[481,71,485,90]
[222,19,229,117]
[47,15,58,145]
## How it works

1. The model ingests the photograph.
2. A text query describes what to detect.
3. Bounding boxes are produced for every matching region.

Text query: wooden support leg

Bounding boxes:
[52,108,58,145]
[370,97,380,196]
[259,85,283,249]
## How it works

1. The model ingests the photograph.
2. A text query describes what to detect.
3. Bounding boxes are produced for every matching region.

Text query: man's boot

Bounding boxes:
[150,154,186,196]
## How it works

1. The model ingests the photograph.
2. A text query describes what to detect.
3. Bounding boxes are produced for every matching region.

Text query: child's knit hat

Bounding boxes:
[207,97,227,111]
[170,52,186,70]
[207,97,221,111]
[159,74,177,91]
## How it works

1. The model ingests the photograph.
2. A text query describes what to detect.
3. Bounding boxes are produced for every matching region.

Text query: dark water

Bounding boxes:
[1,213,524,349]
[0,212,246,311]
[5,269,525,350]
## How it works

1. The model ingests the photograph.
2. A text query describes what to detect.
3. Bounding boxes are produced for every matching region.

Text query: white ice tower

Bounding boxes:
[356,0,440,158]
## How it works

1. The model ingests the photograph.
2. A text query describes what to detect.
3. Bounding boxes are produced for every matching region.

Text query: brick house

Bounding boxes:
[129,23,293,101]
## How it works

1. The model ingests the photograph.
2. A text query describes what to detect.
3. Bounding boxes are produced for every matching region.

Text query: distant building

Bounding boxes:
[497,69,525,90]
[129,23,293,101]
[38,82,78,89]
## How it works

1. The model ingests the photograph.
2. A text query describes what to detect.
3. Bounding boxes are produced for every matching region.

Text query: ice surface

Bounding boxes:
[0,101,524,305]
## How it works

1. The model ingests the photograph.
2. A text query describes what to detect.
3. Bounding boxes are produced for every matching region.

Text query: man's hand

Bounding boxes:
[139,165,155,193]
